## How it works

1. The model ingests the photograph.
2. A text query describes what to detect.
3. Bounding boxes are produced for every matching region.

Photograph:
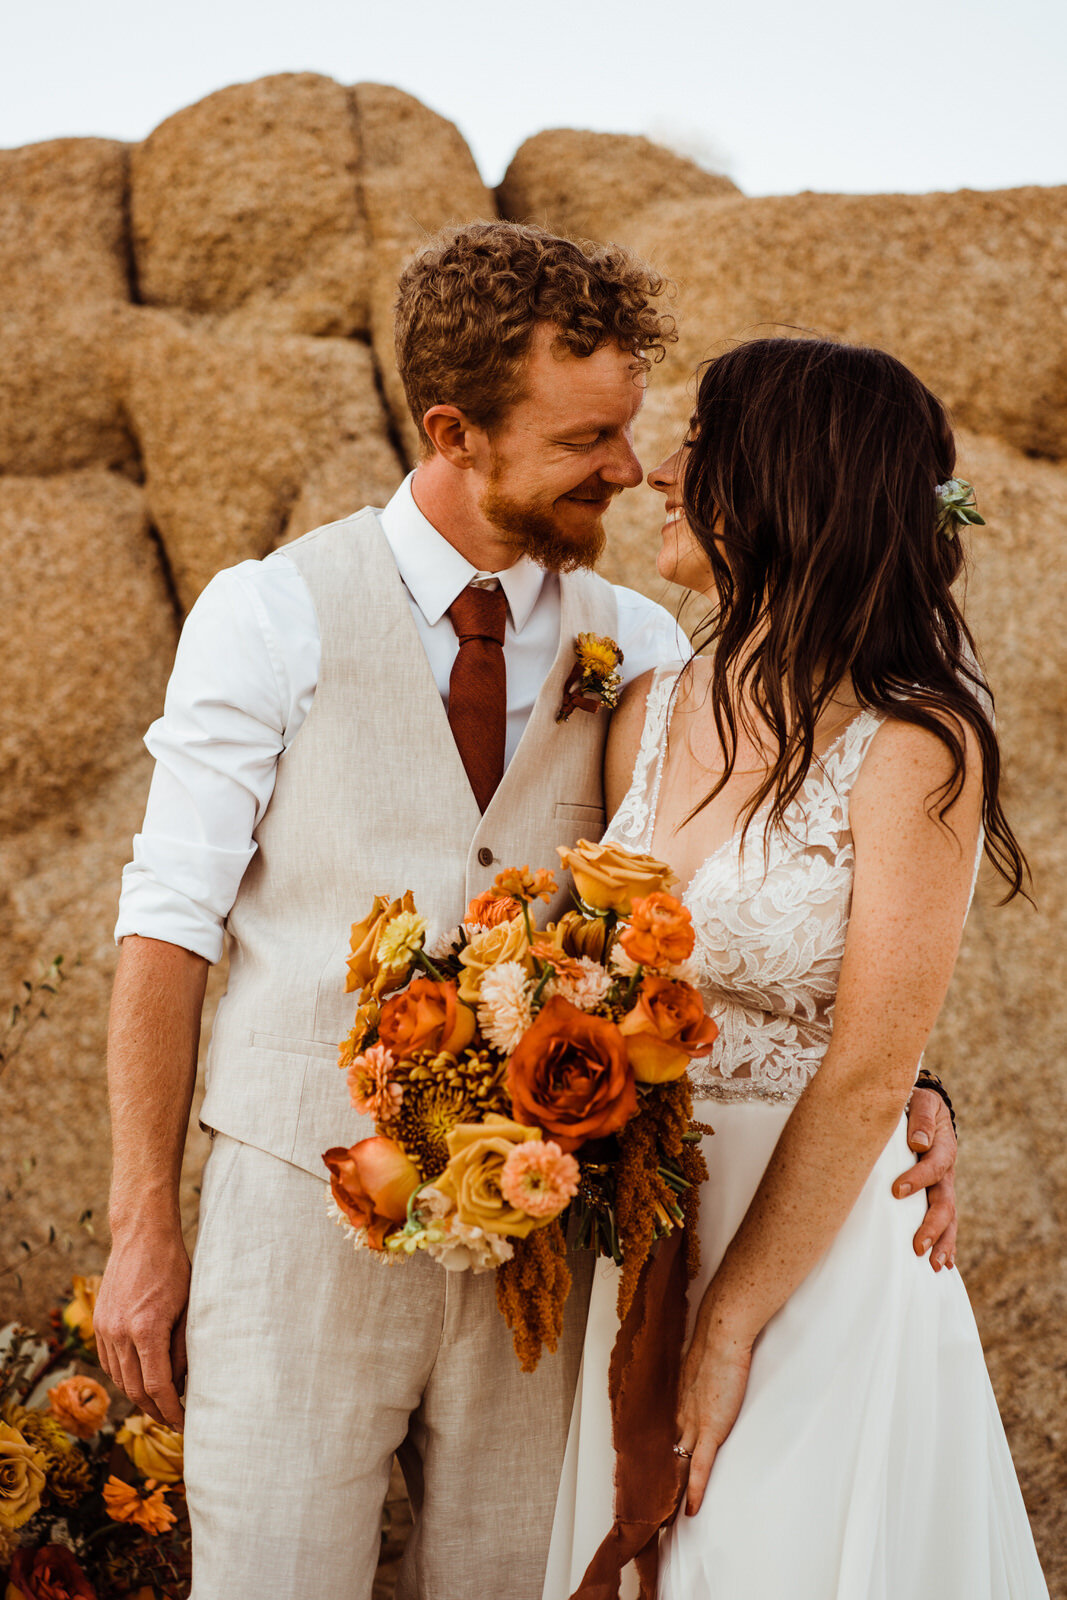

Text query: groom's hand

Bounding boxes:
[893,1091,957,1272]
[94,1224,191,1431]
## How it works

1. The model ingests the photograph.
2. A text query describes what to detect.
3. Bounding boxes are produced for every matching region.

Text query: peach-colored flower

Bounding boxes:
[345,892,419,1001]
[457,917,532,1004]
[618,892,696,969]
[322,1137,422,1249]
[465,890,522,929]
[499,1140,580,1219]
[507,996,637,1152]
[492,866,558,905]
[557,840,677,915]
[0,1421,46,1531]
[346,1043,403,1121]
[61,1274,102,1354]
[434,1117,546,1237]
[116,1413,184,1485]
[476,962,533,1055]
[551,956,613,1013]
[47,1376,109,1441]
[102,1476,177,1535]
[618,976,719,1083]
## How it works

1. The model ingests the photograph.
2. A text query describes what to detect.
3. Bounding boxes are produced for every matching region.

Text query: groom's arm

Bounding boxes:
[93,935,207,1430]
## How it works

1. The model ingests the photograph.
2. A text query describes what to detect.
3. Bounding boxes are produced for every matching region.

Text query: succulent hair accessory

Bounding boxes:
[556,633,624,723]
[935,478,985,538]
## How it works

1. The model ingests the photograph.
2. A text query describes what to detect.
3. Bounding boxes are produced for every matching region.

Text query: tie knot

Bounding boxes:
[448,583,508,646]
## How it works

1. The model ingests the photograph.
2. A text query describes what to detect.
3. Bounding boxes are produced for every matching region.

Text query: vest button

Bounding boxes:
[477,847,494,867]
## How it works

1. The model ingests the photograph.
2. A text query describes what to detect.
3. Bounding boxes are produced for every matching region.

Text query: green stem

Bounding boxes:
[412,948,446,983]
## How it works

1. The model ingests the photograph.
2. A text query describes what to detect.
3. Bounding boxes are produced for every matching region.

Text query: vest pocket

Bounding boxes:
[554,801,607,842]
[249,1029,339,1062]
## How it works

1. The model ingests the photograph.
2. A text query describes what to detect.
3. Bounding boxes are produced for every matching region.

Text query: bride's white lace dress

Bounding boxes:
[542,665,1047,1600]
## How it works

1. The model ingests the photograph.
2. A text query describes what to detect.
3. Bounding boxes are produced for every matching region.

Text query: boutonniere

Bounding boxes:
[556,633,624,723]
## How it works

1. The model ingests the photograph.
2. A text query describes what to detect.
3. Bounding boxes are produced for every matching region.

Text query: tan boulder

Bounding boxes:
[498,128,739,241]
[130,73,371,337]
[352,83,497,462]
[0,139,136,474]
[0,470,175,835]
[121,311,403,608]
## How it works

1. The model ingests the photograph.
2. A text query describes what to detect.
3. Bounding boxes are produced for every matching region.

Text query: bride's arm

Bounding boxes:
[676,714,983,1514]
[604,668,657,816]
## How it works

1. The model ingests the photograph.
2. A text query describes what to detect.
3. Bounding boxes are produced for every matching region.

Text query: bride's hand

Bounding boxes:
[674,1312,754,1517]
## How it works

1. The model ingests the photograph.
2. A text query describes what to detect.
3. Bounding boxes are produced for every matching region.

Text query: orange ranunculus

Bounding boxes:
[377,979,476,1058]
[322,1137,422,1249]
[507,996,636,1153]
[116,1414,184,1485]
[345,892,419,1001]
[61,1274,102,1353]
[102,1476,176,1536]
[465,890,522,928]
[6,1544,97,1599]
[617,977,719,1083]
[0,1422,46,1531]
[47,1377,109,1441]
[618,892,696,969]
[557,840,677,915]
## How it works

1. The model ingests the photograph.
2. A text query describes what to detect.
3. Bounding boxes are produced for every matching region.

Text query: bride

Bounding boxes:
[543,338,1048,1598]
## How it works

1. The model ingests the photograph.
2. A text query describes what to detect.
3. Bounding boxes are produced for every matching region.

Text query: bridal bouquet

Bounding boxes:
[324,840,716,1370]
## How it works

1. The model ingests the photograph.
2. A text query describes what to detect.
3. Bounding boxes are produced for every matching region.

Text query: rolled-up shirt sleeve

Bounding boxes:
[115,555,319,963]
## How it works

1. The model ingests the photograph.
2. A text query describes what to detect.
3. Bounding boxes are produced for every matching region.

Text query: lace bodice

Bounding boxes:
[610,666,884,1103]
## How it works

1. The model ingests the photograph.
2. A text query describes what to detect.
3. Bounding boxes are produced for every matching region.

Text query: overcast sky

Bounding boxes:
[3,0,1064,197]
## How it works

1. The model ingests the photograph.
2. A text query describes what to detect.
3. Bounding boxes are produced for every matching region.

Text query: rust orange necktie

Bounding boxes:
[446,583,508,813]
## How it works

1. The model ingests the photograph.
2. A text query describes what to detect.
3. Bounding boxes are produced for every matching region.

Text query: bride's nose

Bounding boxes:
[647,448,682,495]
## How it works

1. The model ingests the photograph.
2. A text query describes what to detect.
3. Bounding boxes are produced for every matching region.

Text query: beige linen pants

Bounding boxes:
[183,1134,592,1600]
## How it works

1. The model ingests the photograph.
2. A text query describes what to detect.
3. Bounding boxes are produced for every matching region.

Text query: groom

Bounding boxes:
[95,221,957,1599]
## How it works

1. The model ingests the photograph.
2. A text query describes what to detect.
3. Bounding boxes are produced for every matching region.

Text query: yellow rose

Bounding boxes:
[435,1116,545,1237]
[117,1413,184,1485]
[556,840,677,915]
[547,910,609,964]
[0,1421,47,1531]
[61,1274,102,1353]
[457,918,531,1004]
[345,892,419,1001]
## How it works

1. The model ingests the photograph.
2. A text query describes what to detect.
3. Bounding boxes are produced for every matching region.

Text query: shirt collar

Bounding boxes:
[377,472,546,634]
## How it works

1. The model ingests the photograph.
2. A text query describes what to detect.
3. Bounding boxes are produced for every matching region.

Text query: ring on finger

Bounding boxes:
[672,1443,692,1459]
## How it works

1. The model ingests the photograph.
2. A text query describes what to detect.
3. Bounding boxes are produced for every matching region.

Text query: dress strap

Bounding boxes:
[607,665,686,852]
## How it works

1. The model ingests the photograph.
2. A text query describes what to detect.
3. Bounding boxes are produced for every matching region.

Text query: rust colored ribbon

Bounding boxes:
[569,1226,690,1600]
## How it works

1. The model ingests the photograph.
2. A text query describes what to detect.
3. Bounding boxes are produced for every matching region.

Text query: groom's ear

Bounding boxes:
[422,405,485,468]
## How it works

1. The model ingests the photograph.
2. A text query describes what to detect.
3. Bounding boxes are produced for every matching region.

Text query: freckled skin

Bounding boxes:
[604,446,974,1514]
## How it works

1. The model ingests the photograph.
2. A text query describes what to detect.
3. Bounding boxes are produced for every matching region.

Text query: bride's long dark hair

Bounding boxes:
[681,336,1028,898]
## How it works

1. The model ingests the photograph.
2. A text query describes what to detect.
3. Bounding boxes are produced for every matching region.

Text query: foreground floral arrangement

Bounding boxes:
[0,1279,189,1598]
[325,839,716,1370]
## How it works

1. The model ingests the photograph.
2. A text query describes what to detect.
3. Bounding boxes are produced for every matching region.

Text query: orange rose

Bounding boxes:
[557,839,677,915]
[618,892,696,969]
[0,1421,46,1531]
[322,1137,422,1249]
[377,979,476,1058]
[344,892,418,1001]
[6,1545,96,1599]
[507,996,637,1153]
[47,1376,109,1441]
[61,1274,102,1354]
[618,977,719,1083]
[116,1414,184,1485]
[465,890,522,928]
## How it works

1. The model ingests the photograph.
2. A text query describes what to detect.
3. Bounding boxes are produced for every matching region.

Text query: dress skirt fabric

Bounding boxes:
[543,1103,1048,1600]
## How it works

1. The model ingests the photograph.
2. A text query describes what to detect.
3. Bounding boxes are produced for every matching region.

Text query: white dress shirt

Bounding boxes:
[116,474,687,962]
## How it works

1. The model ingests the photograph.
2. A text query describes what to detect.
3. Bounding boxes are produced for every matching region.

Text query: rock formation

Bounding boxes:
[0,83,1062,1588]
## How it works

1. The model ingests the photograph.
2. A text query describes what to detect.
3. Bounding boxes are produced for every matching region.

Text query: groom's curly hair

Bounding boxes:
[394,221,676,455]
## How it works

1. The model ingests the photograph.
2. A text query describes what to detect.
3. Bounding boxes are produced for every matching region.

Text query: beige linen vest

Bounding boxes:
[199,508,618,1178]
